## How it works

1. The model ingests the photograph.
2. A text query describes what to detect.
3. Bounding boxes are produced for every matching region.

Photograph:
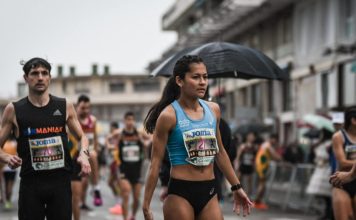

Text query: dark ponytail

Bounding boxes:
[344,106,356,131]
[144,55,204,133]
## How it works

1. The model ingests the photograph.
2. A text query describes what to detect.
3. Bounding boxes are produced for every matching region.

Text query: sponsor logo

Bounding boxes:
[209,187,215,195]
[30,138,57,146]
[184,130,213,139]
[53,109,62,116]
[24,126,63,136]
[178,119,190,128]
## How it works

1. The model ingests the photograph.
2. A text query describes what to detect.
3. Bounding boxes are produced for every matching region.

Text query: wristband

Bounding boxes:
[231,183,242,192]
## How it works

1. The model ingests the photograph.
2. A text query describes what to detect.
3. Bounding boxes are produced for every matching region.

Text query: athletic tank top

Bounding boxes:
[167,99,218,166]
[118,129,144,172]
[80,115,95,147]
[13,95,72,177]
[340,129,356,160]
[255,142,271,176]
[240,144,257,166]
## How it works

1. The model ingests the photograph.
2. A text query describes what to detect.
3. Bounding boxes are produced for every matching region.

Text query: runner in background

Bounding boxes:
[254,133,282,210]
[106,121,123,215]
[235,132,257,197]
[1,134,18,210]
[76,95,103,209]
[118,112,146,220]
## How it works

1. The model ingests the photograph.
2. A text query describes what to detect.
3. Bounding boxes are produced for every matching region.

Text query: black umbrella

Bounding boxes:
[233,123,269,136]
[151,42,288,80]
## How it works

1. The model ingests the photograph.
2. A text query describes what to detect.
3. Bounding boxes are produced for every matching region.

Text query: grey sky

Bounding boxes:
[0,0,176,98]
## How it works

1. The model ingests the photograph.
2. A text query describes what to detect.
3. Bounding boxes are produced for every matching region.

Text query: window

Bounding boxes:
[62,81,67,94]
[267,81,274,112]
[228,91,235,118]
[321,73,329,108]
[75,81,90,94]
[282,80,292,111]
[251,84,259,107]
[341,0,355,40]
[240,87,247,106]
[109,82,125,93]
[133,80,160,92]
[342,61,356,105]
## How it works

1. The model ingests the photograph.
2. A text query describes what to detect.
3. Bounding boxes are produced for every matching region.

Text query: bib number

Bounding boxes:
[182,128,219,166]
[29,136,65,171]
[122,145,140,162]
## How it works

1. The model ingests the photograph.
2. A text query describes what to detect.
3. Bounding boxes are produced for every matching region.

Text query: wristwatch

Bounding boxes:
[230,183,242,192]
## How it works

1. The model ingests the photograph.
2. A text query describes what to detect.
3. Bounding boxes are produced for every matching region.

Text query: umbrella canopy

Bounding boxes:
[302,114,335,133]
[303,128,321,139]
[233,123,269,137]
[151,42,288,80]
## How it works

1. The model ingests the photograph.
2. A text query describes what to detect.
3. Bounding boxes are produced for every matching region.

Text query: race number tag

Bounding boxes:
[345,144,356,160]
[29,136,65,170]
[182,128,219,166]
[243,153,254,165]
[122,145,140,162]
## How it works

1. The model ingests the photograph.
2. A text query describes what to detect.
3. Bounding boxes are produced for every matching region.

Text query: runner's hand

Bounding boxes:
[143,207,153,220]
[159,186,168,202]
[330,171,354,187]
[233,188,253,217]
[6,154,22,169]
[78,151,91,176]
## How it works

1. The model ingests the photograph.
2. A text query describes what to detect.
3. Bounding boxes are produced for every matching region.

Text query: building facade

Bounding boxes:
[152,0,356,144]
[17,68,167,124]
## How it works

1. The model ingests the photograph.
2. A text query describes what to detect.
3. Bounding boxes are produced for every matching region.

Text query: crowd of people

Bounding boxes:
[0,56,355,220]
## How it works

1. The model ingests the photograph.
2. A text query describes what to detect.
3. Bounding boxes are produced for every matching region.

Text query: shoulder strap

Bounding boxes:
[171,100,185,123]
[340,129,350,145]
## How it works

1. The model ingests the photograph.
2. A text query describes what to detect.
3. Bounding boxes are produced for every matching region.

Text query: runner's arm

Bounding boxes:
[142,108,173,216]
[0,104,22,167]
[210,102,252,216]
[234,144,245,171]
[332,132,354,170]
[268,145,282,161]
[105,129,119,150]
[92,116,99,152]
[210,102,241,186]
[66,102,91,175]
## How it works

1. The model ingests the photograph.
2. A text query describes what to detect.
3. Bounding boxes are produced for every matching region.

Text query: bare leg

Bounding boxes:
[119,179,132,219]
[332,187,354,220]
[81,176,89,207]
[132,183,142,217]
[163,195,195,220]
[89,151,99,186]
[255,177,266,203]
[72,181,83,220]
[247,174,253,196]
[197,195,223,220]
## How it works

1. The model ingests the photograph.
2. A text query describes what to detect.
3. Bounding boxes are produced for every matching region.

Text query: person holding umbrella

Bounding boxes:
[142,55,252,220]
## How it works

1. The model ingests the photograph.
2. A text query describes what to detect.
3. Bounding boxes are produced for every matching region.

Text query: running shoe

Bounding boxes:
[253,202,269,210]
[109,204,123,215]
[80,204,93,211]
[93,189,103,206]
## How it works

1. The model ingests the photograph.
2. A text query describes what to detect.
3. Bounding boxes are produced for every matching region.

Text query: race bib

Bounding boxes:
[182,128,219,166]
[345,144,356,159]
[29,136,65,171]
[122,145,140,162]
[243,153,254,165]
